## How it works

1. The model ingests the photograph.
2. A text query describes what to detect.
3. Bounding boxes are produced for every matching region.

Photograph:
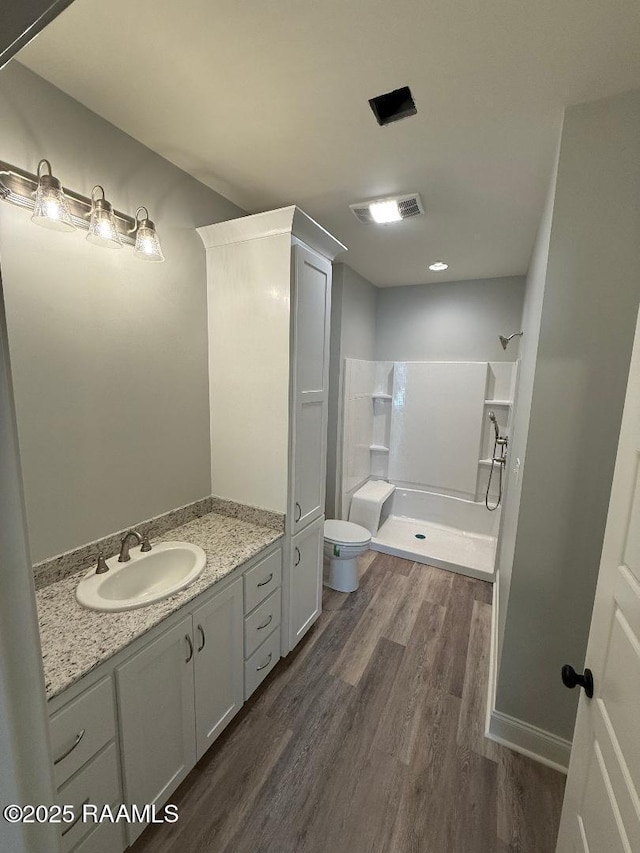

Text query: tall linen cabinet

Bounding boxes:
[198,207,346,655]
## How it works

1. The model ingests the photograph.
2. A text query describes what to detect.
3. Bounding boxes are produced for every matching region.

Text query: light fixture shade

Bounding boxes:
[133,207,164,262]
[369,199,402,224]
[30,160,75,232]
[87,186,122,249]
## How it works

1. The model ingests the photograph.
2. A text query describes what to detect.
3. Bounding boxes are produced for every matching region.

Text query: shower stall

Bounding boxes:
[339,358,517,581]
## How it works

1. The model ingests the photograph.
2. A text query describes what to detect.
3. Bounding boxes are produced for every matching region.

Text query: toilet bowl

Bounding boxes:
[323,520,371,593]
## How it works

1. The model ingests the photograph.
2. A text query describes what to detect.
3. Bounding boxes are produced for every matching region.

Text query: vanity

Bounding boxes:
[14,203,345,853]
[37,507,284,852]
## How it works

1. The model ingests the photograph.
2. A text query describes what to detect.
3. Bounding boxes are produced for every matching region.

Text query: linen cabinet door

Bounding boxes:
[116,616,196,845]
[291,243,331,534]
[289,515,324,648]
[192,578,244,760]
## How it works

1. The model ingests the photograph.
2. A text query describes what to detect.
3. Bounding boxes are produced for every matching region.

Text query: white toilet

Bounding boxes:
[323,520,371,593]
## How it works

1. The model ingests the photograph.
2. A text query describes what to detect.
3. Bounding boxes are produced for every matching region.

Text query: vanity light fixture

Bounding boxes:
[131,206,164,263]
[0,158,165,260]
[31,159,75,232]
[87,185,122,249]
[429,261,449,271]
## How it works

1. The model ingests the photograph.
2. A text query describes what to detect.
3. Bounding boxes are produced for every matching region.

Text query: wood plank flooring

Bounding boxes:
[131,552,566,853]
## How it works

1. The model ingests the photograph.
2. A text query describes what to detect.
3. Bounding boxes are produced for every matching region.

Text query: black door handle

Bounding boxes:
[561,664,594,699]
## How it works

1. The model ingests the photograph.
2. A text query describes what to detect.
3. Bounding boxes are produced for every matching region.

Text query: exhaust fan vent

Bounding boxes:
[350,204,375,224]
[350,193,424,225]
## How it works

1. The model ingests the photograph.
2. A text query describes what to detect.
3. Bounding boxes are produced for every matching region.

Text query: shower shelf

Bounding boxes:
[369,444,390,452]
[371,393,392,400]
[484,399,512,406]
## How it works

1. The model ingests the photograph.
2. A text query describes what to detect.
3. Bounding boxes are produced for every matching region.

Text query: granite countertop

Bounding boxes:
[36,511,283,700]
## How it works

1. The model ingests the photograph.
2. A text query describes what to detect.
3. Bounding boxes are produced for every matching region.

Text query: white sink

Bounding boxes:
[76,542,206,612]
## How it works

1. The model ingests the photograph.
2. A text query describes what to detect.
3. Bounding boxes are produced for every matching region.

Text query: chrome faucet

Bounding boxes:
[118,530,152,562]
[95,549,109,574]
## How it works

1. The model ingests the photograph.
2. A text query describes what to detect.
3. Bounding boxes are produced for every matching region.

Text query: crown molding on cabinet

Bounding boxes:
[197,205,347,261]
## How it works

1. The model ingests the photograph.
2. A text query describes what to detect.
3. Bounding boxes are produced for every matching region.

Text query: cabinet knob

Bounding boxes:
[294,547,301,567]
[197,624,206,652]
[561,664,594,698]
[295,502,302,522]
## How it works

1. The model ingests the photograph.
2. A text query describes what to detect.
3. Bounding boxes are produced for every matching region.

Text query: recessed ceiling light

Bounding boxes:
[369,200,402,224]
[429,261,448,271]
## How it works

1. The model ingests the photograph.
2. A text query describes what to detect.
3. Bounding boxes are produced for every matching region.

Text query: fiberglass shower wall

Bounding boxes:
[340,359,517,518]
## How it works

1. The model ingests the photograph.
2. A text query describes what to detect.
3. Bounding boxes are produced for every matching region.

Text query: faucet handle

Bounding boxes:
[140,533,152,552]
[95,549,109,574]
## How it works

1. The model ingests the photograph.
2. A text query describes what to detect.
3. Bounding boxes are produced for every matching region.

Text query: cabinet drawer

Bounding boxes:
[57,743,121,853]
[50,677,116,789]
[73,818,126,853]
[244,589,281,659]
[244,549,281,613]
[244,627,281,700]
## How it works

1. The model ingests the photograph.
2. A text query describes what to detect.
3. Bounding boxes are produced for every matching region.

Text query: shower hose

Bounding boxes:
[485,436,505,512]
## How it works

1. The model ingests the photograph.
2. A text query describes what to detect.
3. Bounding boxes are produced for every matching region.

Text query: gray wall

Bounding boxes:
[0,0,74,69]
[0,63,243,562]
[326,263,378,518]
[375,277,525,363]
[496,89,640,740]
[496,149,559,665]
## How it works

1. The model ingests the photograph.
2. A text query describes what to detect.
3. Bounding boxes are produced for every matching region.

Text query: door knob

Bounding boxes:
[561,664,594,699]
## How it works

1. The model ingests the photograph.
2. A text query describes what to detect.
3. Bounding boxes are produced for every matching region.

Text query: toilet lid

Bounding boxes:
[324,520,371,546]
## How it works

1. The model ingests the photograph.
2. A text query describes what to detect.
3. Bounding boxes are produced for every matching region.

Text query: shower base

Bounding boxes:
[371,514,496,582]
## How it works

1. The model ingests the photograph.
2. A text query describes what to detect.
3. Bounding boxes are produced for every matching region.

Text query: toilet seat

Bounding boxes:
[324,520,371,547]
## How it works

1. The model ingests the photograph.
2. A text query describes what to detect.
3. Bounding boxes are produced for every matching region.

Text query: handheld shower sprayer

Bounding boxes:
[499,331,523,350]
[489,410,500,442]
[486,411,508,511]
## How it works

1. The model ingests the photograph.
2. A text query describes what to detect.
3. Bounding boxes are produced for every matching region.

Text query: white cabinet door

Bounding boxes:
[116,616,196,844]
[193,578,244,760]
[289,516,324,649]
[291,244,331,534]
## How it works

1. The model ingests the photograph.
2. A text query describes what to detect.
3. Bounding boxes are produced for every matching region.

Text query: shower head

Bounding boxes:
[499,331,523,350]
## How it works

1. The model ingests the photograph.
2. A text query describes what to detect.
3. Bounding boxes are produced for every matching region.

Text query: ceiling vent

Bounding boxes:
[350,193,425,225]
[369,86,417,126]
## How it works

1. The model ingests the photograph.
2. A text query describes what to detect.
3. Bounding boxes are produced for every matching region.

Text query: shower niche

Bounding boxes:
[370,362,394,479]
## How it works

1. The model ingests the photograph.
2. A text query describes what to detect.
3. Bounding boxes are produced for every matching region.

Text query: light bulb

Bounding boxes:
[369,200,402,224]
[87,186,122,249]
[31,159,75,232]
[132,207,164,262]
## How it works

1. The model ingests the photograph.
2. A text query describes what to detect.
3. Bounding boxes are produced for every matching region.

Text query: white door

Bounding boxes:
[556,308,640,852]
[289,515,324,648]
[116,616,196,844]
[290,243,331,534]
[192,578,244,760]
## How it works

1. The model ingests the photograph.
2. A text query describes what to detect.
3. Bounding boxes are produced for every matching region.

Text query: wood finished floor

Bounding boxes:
[131,553,566,853]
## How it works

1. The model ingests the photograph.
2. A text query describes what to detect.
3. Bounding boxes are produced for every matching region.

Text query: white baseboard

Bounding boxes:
[487,710,571,774]
[485,568,499,735]
[485,569,571,775]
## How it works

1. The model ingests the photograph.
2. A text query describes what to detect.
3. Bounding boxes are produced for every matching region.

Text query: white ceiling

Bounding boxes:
[16,0,640,286]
